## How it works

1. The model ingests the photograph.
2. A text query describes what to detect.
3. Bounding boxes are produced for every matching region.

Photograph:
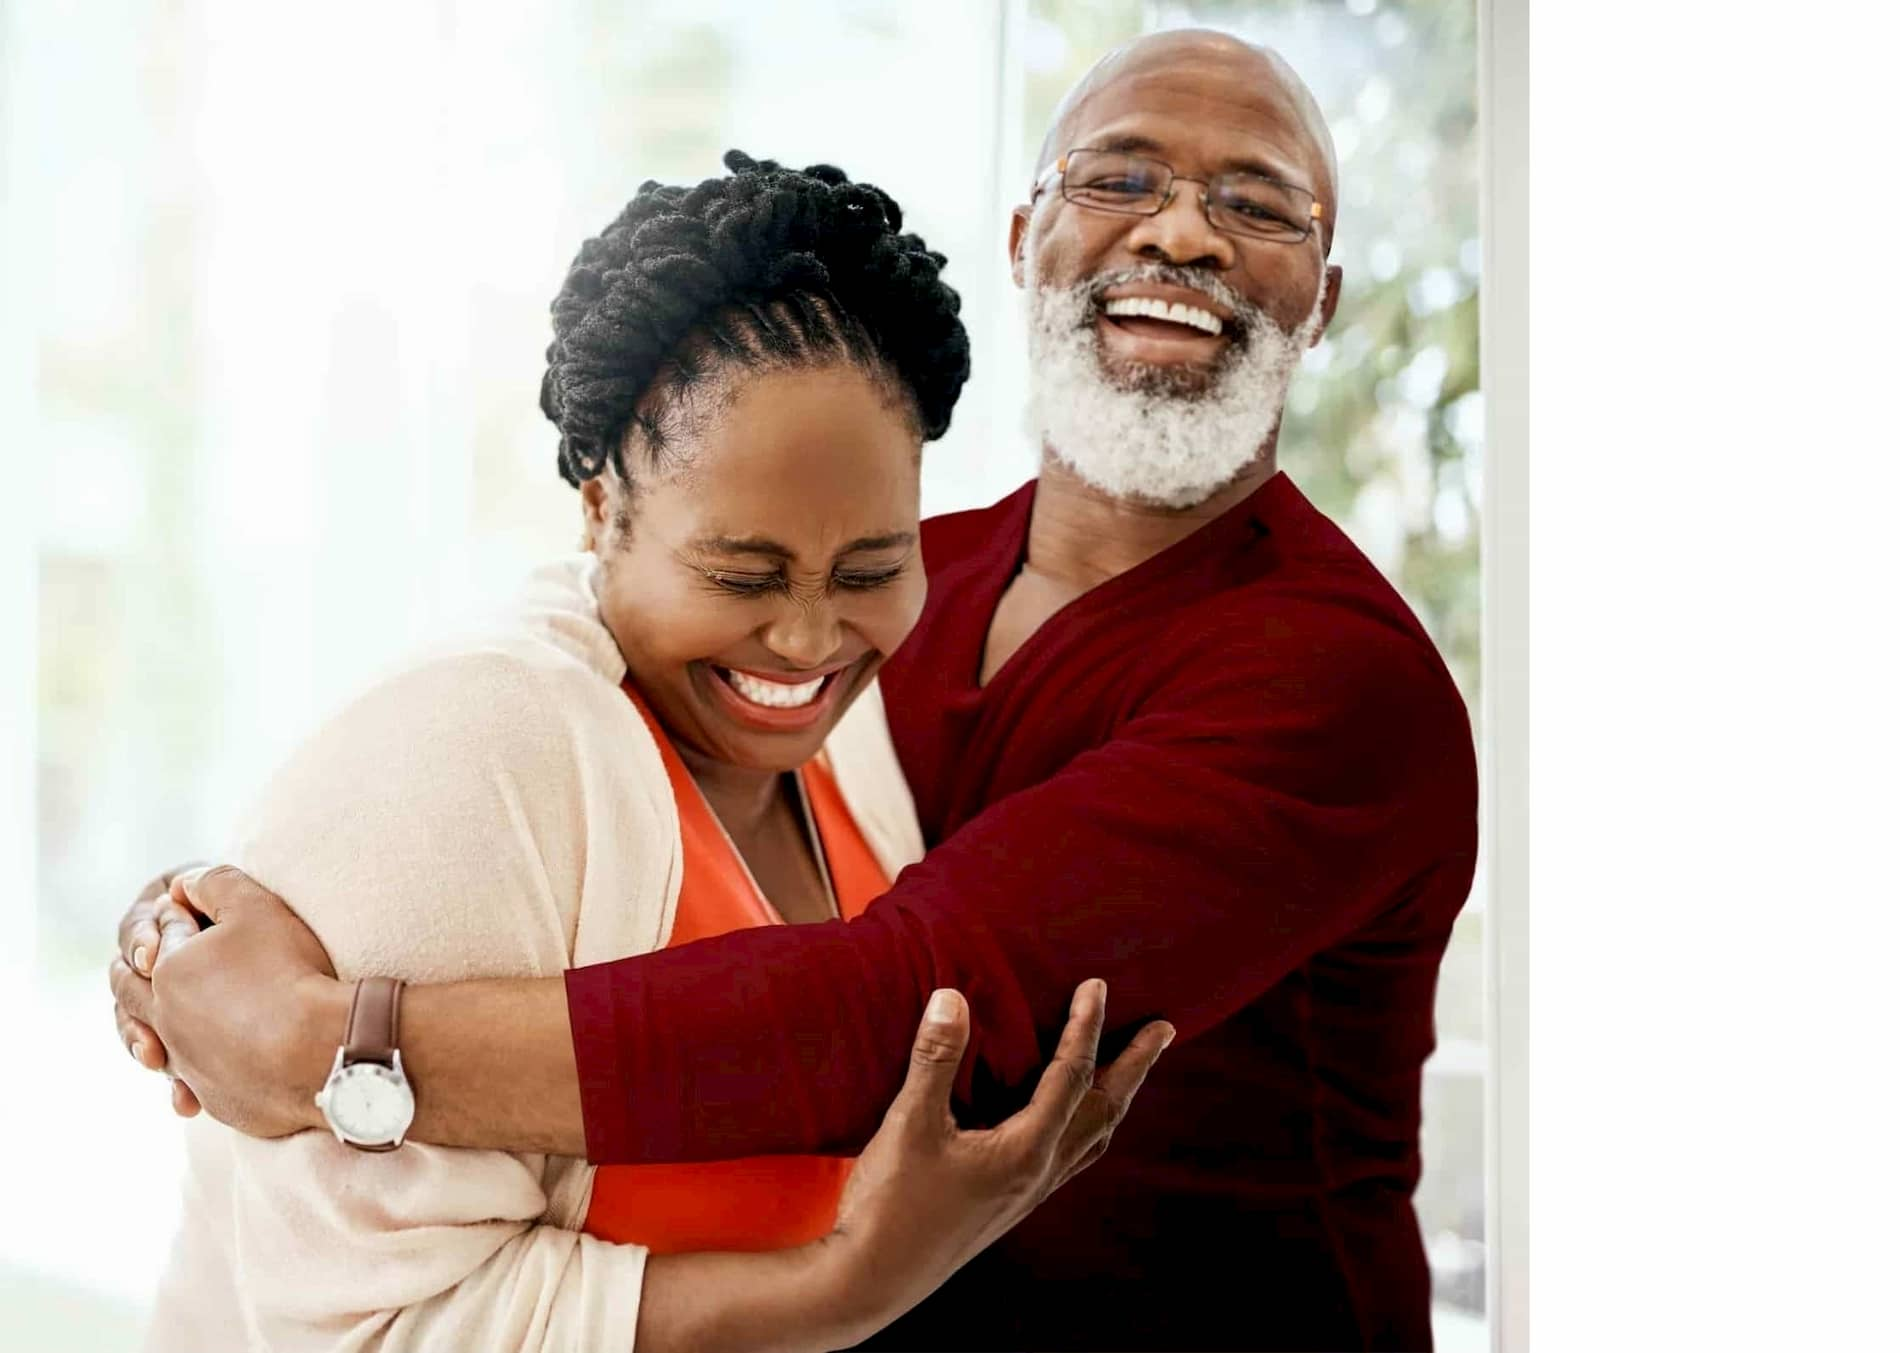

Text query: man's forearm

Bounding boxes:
[297,974,586,1155]
[280,658,1466,1165]
[560,652,1473,1166]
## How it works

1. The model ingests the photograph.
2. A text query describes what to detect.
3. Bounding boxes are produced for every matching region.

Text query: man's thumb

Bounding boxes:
[170,864,245,925]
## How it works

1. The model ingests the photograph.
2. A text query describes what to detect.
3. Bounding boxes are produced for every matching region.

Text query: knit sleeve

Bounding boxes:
[195,649,655,1351]
[567,603,1477,1163]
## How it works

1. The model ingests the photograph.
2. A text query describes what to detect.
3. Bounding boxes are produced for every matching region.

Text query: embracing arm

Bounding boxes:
[122,640,1169,1351]
[121,609,1473,1162]
[120,865,588,1154]
[563,614,1478,1163]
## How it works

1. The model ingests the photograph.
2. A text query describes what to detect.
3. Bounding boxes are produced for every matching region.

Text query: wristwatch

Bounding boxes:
[313,977,416,1151]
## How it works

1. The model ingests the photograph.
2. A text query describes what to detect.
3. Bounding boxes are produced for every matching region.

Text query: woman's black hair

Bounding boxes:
[541,149,971,488]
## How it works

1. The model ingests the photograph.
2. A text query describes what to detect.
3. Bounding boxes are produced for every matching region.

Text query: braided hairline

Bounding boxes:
[637,293,917,460]
[542,150,972,489]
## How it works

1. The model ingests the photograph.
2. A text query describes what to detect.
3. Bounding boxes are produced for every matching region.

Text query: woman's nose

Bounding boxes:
[762,598,843,670]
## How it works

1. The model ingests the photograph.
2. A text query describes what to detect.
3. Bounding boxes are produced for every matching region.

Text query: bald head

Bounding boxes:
[1036,30,1339,247]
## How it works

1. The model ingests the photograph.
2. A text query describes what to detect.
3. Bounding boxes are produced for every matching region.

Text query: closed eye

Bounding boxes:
[833,565,906,591]
[705,571,784,596]
[703,565,906,596]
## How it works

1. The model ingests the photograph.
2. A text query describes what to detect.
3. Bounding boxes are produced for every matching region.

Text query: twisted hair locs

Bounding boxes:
[541,149,972,488]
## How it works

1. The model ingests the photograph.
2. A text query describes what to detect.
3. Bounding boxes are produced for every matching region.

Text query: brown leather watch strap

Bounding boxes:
[343,977,403,1068]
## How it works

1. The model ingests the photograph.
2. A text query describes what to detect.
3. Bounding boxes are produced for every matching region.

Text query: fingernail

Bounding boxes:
[925,989,957,1024]
[1159,1025,1177,1051]
[128,1040,144,1063]
[133,946,149,974]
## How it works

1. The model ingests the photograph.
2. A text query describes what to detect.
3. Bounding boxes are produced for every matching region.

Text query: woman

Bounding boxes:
[138,151,1170,1351]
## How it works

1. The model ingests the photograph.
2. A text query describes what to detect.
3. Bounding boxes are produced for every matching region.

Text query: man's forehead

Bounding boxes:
[1065,87,1317,183]
[1038,33,1335,199]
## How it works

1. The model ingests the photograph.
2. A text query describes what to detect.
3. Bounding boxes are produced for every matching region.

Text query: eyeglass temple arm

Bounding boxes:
[1028,155,1069,201]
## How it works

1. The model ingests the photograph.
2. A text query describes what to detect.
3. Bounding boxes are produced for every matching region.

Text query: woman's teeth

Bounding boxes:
[1102,296,1224,335]
[720,668,827,708]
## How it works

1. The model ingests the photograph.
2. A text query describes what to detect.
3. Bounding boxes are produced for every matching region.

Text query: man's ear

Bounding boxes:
[1008,207,1032,289]
[1311,265,1344,346]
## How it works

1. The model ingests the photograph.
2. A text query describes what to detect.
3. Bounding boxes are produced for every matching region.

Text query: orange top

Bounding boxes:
[581,679,890,1254]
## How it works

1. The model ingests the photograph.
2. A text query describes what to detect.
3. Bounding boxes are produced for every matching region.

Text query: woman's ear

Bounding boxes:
[578,476,610,553]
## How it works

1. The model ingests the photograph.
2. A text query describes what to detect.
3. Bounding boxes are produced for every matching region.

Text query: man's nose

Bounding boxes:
[1124,186,1236,271]
[762,598,843,671]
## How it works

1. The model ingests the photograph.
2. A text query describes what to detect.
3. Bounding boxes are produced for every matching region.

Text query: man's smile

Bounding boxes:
[1094,280,1237,365]
[1102,296,1223,335]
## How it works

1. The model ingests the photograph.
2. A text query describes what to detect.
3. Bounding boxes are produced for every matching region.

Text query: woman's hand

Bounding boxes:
[817,979,1173,1342]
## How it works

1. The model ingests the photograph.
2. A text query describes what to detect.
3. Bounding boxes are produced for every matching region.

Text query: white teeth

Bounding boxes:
[721,668,827,709]
[1102,296,1224,335]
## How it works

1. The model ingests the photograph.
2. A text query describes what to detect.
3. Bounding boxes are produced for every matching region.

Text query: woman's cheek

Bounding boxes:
[867,574,927,656]
[603,572,726,668]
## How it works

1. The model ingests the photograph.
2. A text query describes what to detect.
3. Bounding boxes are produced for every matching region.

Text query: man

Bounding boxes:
[114,30,1476,1351]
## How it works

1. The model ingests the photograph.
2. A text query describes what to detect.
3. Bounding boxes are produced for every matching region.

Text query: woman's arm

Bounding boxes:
[189,977,1161,1353]
[636,982,1170,1352]
[147,649,673,1351]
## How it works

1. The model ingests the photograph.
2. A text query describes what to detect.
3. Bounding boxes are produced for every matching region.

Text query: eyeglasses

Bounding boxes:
[1031,148,1324,245]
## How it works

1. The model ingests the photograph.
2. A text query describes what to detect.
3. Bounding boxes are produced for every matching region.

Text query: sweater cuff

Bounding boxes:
[565,960,638,1165]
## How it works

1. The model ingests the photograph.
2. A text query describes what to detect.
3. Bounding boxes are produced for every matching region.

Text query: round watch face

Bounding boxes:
[324,1062,415,1143]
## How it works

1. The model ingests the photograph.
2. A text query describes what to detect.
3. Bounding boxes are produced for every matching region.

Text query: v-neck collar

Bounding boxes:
[686,767,839,927]
[960,471,1280,696]
[622,676,842,926]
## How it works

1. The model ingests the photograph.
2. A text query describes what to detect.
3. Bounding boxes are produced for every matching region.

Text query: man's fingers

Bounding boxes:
[124,906,160,978]
[110,957,171,1072]
[109,956,156,1027]
[119,888,161,977]
[1008,979,1106,1144]
[115,1004,166,1072]
[121,862,209,973]
[151,895,204,965]
[170,1077,202,1118]
[172,863,270,926]
[888,989,970,1132]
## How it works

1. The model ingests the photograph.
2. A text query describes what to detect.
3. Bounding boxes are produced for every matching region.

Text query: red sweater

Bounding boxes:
[566,472,1478,1351]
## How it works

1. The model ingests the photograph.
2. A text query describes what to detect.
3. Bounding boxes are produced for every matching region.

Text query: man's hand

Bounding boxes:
[114,865,208,1118]
[109,865,345,1137]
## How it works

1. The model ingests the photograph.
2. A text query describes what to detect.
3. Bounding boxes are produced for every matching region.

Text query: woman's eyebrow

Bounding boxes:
[836,532,917,554]
[691,531,916,560]
[695,534,794,560]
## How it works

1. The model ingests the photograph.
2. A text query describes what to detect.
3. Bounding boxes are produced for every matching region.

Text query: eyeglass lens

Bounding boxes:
[1064,150,1313,243]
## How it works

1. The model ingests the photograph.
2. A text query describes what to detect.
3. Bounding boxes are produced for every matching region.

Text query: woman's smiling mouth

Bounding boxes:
[719,667,829,708]
[700,661,858,733]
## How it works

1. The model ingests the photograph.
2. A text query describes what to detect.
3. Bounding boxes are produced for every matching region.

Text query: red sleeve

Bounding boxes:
[565,609,1477,1165]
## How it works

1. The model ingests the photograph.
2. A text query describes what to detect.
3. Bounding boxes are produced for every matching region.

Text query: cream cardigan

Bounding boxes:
[144,555,924,1353]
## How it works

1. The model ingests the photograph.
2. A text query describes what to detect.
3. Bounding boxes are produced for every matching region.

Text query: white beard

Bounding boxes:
[1023,259,1329,509]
